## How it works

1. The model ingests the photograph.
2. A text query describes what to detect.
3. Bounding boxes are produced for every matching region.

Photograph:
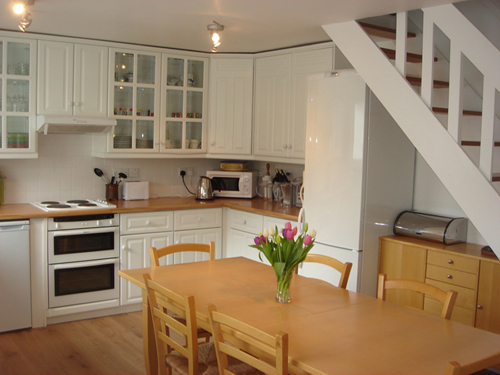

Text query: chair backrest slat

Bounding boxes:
[296,253,353,289]
[150,241,215,267]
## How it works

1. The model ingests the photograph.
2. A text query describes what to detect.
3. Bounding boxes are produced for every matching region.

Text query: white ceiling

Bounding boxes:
[1,0,462,53]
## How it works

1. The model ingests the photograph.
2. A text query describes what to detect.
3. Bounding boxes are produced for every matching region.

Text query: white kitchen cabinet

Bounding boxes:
[107,48,161,153]
[172,208,223,262]
[119,211,174,305]
[37,41,108,117]
[0,38,37,157]
[160,54,208,154]
[208,57,253,156]
[253,48,333,161]
[120,231,174,305]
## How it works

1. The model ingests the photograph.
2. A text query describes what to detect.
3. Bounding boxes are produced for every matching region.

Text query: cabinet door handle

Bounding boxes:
[145,220,150,226]
[242,220,247,225]
[448,259,454,264]
[288,144,292,149]
[447,274,452,279]
[197,217,202,222]
[210,141,215,146]
[477,305,483,309]
[283,144,288,149]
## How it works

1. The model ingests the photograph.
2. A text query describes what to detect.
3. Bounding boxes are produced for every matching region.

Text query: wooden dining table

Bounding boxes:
[119,257,500,375]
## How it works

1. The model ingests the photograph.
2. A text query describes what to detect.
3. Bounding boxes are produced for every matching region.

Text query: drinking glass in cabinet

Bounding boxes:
[137,55,155,84]
[187,60,204,88]
[115,53,134,83]
[136,87,154,117]
[6,116,29,148]
[136,120,154,149]
[165,121,182,149]
[186,122,202,149]
[186,91,203,119]
[113,120,132,149]
[7,42,30,76]
[7,79,29,112]
[114,86,133,115]
[166,90,183,117]
[167,58,184,86]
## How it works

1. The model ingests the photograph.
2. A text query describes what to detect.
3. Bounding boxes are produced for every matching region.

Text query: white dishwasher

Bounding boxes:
[0,220,31,332]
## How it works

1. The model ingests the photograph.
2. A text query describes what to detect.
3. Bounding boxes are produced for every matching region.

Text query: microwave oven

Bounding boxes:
[206,170,258,199]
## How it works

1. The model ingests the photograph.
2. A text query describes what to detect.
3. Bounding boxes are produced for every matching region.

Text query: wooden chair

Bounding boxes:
[149,242,215,344]
[207,303,289,375]
[143,273,215,375]
[149,241,215,267]
[295,253,353,289]
[377,274,458,320]
[445,352,500,374]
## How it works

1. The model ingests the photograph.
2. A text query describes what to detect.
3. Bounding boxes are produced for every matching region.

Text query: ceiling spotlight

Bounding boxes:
[207,21,224,53]
[13,0,34,32]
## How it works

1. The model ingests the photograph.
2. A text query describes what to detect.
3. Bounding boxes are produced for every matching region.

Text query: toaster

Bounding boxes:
[120,181,149,200]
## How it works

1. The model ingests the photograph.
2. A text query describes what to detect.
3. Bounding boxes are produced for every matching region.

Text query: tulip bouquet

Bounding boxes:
[250,221,316,303]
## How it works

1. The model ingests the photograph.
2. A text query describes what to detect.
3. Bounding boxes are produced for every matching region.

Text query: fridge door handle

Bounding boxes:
[298,208,306,234]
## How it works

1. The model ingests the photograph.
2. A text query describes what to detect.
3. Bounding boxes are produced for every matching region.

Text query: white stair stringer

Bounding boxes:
[323,20,500,256]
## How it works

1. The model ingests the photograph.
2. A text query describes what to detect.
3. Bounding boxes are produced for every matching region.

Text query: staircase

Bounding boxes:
[322,3,500,257]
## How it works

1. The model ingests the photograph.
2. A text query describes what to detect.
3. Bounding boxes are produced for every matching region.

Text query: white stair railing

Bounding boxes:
[322,7,500,256]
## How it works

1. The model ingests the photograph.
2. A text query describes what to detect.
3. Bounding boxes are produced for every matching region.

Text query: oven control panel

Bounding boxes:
[48,213,119,231]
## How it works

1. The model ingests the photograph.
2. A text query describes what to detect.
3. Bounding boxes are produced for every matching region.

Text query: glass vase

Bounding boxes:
[276,269,294,303]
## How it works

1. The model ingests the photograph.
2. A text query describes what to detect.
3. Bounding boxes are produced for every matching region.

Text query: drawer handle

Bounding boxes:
[447,274,453,279]
[242,220,247,225]
[197,217,202,222]
[477,305,483,309]
[145,220,150,226]
[448,259,454,264]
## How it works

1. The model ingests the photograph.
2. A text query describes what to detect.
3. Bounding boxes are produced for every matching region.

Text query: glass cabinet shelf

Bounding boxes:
[0,38,36,156]
[161,54,207,152]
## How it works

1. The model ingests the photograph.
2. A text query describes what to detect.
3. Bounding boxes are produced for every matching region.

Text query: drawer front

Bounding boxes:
[424,297,475,326]
[120,211,174,235]
[427,250,479,274]
[426,264,478,289]
[263,216,298,231]
[174,208,223,231]
[425,278,476,310]
[228,209,263,234]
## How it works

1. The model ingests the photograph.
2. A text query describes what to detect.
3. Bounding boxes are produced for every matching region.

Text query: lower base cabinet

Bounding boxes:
[379,235,500,334]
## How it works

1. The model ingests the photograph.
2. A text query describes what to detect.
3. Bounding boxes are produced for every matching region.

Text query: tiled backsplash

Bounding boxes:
[0,134,304,205]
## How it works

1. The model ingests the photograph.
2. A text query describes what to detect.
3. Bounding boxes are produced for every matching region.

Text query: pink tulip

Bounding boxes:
[260,235,266,244]
[254,236,262,245]
[303,234,312,246]
[292,227,298,236]
[286,230,294,240]
[284,221,292,230]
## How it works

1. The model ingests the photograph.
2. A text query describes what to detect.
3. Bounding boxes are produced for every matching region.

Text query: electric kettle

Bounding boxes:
[196,176,214,200]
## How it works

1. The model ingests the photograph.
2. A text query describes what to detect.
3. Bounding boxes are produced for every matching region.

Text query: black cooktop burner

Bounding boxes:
[67,200,89,204]
[41,201,60,205]
[47,204,72,209]
[78,203,97,207]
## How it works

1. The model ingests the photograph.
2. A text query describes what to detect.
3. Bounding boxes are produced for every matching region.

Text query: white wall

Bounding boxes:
[0,134,220,204]
[413,152,486,245]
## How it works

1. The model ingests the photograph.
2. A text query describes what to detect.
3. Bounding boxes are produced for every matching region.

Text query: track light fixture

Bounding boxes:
[207,21,224,53]
[13,0,34,32]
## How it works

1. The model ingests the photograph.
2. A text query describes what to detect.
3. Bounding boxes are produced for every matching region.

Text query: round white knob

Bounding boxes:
[242,220,247,225]
[96,220,100,226]
[145,220,150,225]
[197,217,202,222]
[121,245,126,250]
[55,223,59,229]
[283,144,288,149]
[288,144,292,149]
[210,141,215,146]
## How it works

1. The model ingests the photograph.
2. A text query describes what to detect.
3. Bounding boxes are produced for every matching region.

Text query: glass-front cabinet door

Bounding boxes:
[108,49,160,153]
[160,54,207,153]
[0,38,37,157]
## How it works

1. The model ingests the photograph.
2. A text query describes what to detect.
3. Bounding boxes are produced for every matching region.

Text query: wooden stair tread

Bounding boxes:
[381,48,437,63]
[432,107,482,116]
[359,22,416,40]
[461,141,500,147]
[407,76,449,88]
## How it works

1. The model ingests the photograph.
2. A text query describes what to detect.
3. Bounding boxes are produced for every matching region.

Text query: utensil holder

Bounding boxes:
[105,184,118,201]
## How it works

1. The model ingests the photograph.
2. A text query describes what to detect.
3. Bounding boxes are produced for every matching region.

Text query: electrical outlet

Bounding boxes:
[129,168,139,179]
[113,168,129,178]
[178,167,193,176]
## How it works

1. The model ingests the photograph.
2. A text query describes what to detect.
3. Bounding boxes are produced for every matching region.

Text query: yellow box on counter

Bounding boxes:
[220,160,248,171]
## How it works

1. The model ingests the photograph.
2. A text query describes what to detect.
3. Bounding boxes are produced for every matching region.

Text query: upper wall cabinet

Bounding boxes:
[160,54,208,154]
[0,38,37,158]
[107,48,160,153]
[37,41,108,117]
[208,57,253,156]
[253,48,333,161]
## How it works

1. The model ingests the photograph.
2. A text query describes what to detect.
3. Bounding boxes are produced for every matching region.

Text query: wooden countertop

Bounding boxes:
[0,197,301,222]
[381,235,499,263]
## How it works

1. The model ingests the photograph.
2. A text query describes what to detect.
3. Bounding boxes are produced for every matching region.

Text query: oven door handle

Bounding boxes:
[51,226,119,237]
[52,258,118,270]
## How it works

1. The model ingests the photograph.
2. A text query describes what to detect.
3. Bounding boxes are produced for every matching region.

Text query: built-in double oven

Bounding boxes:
[47,213,120,315]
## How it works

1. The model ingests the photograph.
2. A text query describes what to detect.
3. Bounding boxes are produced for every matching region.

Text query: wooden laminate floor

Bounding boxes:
[0,312,146,375]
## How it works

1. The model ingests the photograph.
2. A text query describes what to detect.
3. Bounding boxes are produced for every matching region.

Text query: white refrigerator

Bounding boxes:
[300,69,415,296]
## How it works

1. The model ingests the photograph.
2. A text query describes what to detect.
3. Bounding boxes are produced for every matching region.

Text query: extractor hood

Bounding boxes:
[37,115,117,135]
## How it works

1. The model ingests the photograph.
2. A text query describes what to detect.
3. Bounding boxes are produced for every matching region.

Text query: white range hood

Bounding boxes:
[37,115,116,135]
